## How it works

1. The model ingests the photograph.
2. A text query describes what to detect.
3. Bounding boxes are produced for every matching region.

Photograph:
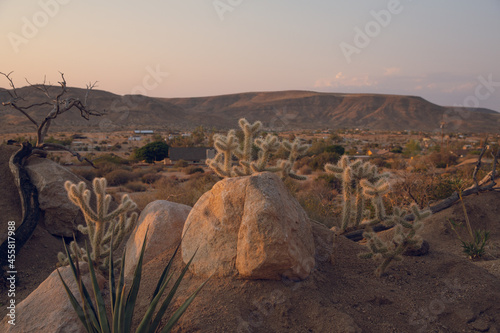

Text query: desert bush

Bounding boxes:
[174,160,189,168]
[427,151,458,168]
[290,177,340,227]
[297,165,312,175]
[125,181,148,192]
[390,171,463,208]
[184,166,204,175]
[72,168,97,181]
[105,169,140,186]
[95,162,120,177]
[370,157,390,169]
[154,173,218,207]
[94,153,130,165]
[306,152,341,171]
[142,172,163,184]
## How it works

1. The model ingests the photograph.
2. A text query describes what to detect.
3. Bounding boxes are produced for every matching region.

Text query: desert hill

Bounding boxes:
[1,86,499,133]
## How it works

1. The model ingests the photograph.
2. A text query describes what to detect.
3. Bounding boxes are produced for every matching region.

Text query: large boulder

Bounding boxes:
[124,200,191,277]
[25,157,85,237]
[2,263,105,333]
[182,172,316,280]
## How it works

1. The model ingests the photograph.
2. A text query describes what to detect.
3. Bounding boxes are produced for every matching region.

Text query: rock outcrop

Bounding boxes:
[124,200,191,277]
[25,157,85,237]
[182,172,317,280]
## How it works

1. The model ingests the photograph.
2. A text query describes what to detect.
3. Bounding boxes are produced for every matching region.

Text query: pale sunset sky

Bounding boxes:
[1,0,499,111]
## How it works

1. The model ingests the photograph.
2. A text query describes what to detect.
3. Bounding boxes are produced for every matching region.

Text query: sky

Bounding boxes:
[1,0,500,111]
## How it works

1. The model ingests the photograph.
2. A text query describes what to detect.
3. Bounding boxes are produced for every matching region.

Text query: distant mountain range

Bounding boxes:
[0,86,499,133]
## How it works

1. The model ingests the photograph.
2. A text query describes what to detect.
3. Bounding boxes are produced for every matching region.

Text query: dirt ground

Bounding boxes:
[134,190,500,333]
[1,144,500,332]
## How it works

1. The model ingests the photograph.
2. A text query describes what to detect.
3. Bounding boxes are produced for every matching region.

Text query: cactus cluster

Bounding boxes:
[58,177,138,270]
[207,118,309,180]
[325,156,432,276]
[359,204,431,276]
[325,156,391,231]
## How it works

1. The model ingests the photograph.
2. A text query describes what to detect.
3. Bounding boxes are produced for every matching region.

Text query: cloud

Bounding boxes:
[383,67,401,76]
[314,74,378,88]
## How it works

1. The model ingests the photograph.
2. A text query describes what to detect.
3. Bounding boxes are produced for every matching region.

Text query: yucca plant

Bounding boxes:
[448,192,490,260]
[57,230,207,333]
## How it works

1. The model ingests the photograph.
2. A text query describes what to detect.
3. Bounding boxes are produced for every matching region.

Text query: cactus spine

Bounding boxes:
[207,118,309,180]
[58,177,138,271]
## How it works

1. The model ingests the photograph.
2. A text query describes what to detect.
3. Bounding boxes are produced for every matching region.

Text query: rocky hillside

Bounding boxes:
[1,86,499,133]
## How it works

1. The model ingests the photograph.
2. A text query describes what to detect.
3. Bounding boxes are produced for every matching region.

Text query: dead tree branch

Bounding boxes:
[346,144,499,242]
[1,71,103,166]
[471,136,488,188]
[35,143,96,168]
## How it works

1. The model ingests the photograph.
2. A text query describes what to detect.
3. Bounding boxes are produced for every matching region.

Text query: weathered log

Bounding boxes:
[345,182,497,241]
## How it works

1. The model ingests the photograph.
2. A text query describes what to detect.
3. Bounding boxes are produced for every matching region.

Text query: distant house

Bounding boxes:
[166,147,216,164]
[128,136,142,141]
[134,130,154,134]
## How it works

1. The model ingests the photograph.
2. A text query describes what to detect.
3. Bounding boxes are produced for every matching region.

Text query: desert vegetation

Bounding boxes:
[1,111,500,332]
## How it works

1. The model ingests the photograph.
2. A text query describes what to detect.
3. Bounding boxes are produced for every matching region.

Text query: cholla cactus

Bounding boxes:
[234,118,262,176]
[207,118,309,180]
[359,204,431,276]
[325,156,390,231]
[207,129,239,178]
[58,177,138,271]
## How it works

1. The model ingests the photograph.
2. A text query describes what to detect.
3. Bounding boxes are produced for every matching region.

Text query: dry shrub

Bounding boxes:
[174,160,189,168]
[286,176,341,228]
[389,170,466,209]
[142,172,163,184]
[125,181,148,192]
[105,169,140,186]
[184,166,204,175]
[72,168,97,181]
[297,165,312,175]
[154,173,218,207]
[128,191,156,211]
